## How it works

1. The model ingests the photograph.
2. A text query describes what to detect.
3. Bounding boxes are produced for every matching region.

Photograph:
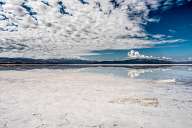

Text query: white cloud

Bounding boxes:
[128,50,171,60]
[128,50,154,59]
[152,39,186,44]
[188,57,192,61]
[0,0,190,59]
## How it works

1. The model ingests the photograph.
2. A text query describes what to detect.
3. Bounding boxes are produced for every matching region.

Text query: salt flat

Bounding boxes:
[0,68,192,128]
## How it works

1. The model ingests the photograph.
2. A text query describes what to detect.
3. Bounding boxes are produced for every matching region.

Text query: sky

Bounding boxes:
[142,1,192,61]
[0,0,191,61]
[87,1,192,61]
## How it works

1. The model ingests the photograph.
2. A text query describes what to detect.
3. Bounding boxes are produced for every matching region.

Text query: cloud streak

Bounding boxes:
[0,0,190,59]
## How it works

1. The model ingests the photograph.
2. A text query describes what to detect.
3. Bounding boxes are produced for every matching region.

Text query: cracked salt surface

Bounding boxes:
[0,68,192,128]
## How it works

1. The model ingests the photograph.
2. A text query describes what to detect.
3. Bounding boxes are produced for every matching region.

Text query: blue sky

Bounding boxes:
[87,1,192,61]
[0,0,192,60]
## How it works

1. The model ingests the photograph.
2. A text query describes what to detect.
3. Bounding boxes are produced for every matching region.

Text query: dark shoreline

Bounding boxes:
[0,64,191,70]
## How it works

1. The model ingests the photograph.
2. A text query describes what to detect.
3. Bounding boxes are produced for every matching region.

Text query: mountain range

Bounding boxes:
[0,57,191,64]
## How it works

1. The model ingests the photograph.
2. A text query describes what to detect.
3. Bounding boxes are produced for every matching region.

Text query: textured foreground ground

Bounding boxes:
[0,68,192,128]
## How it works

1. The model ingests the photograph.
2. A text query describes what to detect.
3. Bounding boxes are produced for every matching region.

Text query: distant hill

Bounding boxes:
[93,59,174,64]
[0,57,191,64]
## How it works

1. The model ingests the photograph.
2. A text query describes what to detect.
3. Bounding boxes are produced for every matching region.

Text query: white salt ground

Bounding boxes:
[0,69,192,128]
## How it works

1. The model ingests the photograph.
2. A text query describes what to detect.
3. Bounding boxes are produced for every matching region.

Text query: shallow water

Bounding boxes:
[80,66,192,85]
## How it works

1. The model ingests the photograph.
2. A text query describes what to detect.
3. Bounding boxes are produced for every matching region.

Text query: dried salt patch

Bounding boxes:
[110,97,159,107]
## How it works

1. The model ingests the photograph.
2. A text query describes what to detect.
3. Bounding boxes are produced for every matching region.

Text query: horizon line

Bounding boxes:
[0,64,192,67]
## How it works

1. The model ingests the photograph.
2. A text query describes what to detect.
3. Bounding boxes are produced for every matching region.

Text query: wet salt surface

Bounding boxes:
[0,67,192,128]
[81,66,192,85]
